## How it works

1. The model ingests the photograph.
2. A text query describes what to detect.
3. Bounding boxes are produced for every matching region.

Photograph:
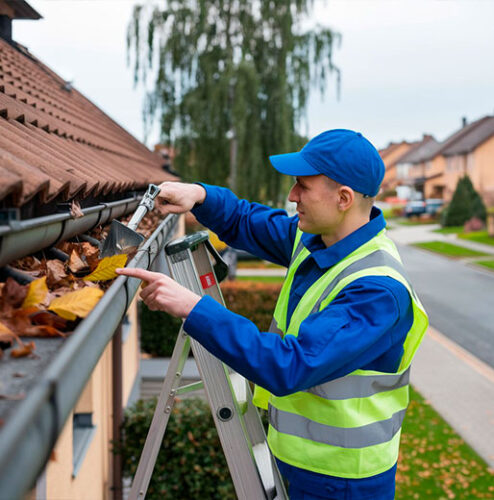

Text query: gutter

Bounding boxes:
[0,213,179,500]
[0,196,141,268]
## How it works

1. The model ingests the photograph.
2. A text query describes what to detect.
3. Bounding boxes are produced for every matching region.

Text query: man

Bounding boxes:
[117,129,428,499]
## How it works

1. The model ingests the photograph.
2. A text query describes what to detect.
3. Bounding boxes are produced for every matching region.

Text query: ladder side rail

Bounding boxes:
[169,245,268,500]
[191,244,287,499]
[128,247,193,500]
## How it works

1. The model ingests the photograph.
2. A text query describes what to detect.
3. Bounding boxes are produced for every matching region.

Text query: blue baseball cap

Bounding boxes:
[269,129,385,197]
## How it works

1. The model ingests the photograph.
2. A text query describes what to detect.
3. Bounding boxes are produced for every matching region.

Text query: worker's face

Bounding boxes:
[288,175,343,235]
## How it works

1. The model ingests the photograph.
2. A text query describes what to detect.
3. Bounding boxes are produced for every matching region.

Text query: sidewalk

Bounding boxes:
[411,327,494,468]
[388,222,494,256]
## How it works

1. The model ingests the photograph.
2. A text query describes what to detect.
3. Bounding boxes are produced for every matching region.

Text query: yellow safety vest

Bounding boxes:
[253,228,428,478]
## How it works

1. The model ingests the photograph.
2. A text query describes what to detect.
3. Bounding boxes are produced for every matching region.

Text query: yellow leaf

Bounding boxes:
[22,277,49,309]
[85,254,128,282]
[48,287,104,320]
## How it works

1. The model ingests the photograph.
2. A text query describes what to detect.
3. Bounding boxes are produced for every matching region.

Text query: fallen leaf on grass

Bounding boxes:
[22,277,49,309]
[85,254,128,281]
[48,287,104,320]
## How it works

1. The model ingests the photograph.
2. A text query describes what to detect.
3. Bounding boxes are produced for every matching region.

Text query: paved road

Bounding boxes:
[391,235,494,368]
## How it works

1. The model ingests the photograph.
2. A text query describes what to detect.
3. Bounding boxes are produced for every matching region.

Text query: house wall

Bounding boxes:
[381,143,412,191]
[424,156,446,199]
[473,135,494,206]
[44,344,114,500]
[123,298,140,405]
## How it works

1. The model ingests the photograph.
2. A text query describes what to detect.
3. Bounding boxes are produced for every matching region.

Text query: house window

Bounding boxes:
[72,413,96,478]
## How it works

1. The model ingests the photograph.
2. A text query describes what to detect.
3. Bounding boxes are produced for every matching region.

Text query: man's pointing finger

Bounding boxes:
[115,268,162,282]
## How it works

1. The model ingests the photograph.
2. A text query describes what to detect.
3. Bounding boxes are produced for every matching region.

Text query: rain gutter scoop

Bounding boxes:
[99,184,161,258]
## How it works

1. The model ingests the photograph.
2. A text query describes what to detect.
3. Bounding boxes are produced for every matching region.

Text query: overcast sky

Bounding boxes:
[13,0,494,151]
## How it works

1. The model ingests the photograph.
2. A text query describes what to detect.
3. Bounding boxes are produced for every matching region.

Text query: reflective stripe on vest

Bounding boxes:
[269,405,407,448]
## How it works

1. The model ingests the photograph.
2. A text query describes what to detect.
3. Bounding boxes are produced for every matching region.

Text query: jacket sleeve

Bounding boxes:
[183,276,414,396]
[191,184,298,267]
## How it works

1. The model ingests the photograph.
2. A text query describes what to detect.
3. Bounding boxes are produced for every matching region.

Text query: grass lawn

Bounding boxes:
[474,260,494,271]
[236,275,285,283]
[236,260,284,269]
[433,226,463,234]
[395,218,439,226]
[413,241,489,258]
[397,387,494,499]
[458,231,494,247]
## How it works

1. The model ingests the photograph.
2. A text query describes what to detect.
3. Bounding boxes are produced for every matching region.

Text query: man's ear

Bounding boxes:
[338,186,355,211]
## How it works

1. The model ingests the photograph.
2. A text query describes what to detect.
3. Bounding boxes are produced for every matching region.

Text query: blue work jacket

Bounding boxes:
[183,184,413,499]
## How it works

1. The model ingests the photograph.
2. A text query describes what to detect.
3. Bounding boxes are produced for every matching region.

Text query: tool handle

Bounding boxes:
[127,184,161,231]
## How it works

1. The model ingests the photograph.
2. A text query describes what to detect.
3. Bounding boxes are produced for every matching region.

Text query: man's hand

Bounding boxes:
[157,182,207,215]
[115,267,201,319]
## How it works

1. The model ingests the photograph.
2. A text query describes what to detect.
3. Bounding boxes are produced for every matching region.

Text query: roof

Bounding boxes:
[396,135,438,164]
[0,0,41,20]
[442,116,494,157]
[0,37,175,213]
[423,115,494,161]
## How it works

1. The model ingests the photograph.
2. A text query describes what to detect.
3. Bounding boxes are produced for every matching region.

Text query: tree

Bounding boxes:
[443,175,487,227]
[127,0,340,205]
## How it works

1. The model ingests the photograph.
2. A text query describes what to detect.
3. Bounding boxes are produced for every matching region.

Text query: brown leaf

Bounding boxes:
[70,200,84,218]
[46,260,70,288]
[29,309,68,330]
[81,242,100,270]
[1,308,32,335]
[0,392,25,400]
[68,249,89,275]
[0,321,15,348]
[22,325,65,338]
[1,278,28,307]
[11,341,36,358]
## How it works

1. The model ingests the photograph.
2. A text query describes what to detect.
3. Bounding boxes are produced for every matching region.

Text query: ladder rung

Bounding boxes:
[176,381,205,395]
[229,372,248,415]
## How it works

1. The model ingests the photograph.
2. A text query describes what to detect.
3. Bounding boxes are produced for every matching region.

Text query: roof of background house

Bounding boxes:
[422,115,493,161]
[0,0,41,20]
[442,115,494,157]
[395,135,438,164]
[0,37,174,215]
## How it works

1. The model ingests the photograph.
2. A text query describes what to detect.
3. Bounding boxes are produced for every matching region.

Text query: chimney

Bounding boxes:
[0,1,42,42]
[0,15,11,41]
[462,116,467,128]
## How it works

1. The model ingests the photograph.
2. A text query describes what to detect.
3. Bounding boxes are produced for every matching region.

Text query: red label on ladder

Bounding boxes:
[200,272,216,289]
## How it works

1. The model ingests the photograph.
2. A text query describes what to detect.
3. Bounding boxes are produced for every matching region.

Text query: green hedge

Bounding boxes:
[139,281,282,357]
[118,397,235,499]
[139,302,183,357]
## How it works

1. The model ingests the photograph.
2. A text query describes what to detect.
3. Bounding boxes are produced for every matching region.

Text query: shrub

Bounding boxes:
[220,281,283,330]
[117,397,235,499]
[444,175,487,227]
[139,302,183,357]
[463,217,485,232]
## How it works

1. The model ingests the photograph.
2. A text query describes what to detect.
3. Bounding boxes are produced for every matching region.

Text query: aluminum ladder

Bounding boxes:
[128,231,287,500]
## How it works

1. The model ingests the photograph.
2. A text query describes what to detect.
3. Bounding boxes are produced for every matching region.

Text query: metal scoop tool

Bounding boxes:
[99,184,161,258]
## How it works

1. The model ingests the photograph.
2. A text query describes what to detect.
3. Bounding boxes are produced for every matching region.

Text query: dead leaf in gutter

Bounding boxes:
[70,200,84,218]
[11,341,36,358]
[68,249,89,275]
[48,287,104,320]
[0,392,26,400]
[46,260,70,288]
[1,278,28,308]
[85,254,128,282]
[22,277,49,309]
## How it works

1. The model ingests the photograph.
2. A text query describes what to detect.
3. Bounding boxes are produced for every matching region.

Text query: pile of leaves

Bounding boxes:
[0,241,127,360]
